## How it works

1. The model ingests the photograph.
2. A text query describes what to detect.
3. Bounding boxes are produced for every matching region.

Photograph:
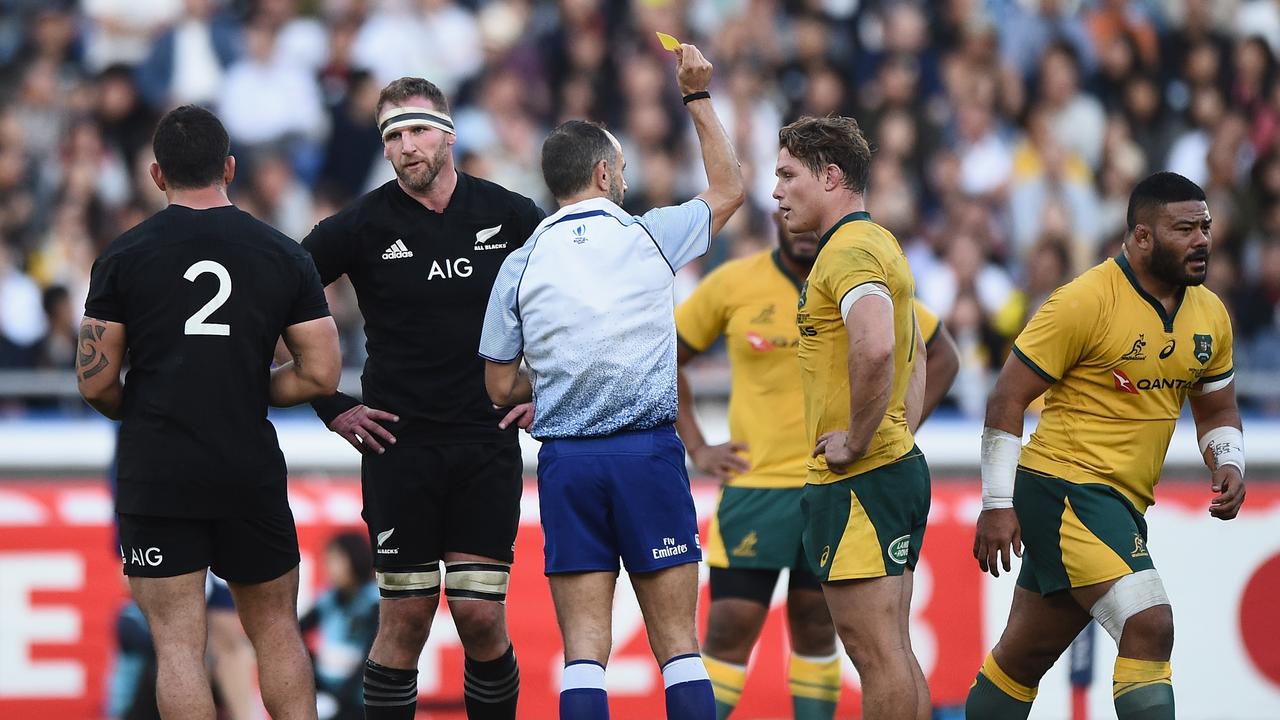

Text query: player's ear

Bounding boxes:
[223,155,236,186]
[823,163,843,192]
[149,162,166,193]
[1132,223,1151,250]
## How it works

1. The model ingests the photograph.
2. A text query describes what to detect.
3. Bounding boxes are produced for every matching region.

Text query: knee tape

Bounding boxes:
[1089,569,1169,643]
[376,566,441,598]
[445,562,510,602]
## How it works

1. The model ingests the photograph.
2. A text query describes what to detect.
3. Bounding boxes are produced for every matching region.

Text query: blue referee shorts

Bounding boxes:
[537,424,701,574]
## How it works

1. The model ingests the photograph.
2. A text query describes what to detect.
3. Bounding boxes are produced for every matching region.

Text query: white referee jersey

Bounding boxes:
[479,196,712,439]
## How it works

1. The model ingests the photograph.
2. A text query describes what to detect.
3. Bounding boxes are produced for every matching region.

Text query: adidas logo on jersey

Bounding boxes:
[382,239,414,260]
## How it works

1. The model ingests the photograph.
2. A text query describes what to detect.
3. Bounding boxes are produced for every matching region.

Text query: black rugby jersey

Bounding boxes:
[84,204,331,518]
[302,173,545,445]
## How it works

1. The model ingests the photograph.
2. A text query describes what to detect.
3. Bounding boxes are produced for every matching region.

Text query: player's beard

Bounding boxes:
[396,141,449,194]
[1150,231,1209,287]
[777,225,818,270]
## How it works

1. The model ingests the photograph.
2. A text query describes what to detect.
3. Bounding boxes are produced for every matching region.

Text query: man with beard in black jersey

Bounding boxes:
[298,77,544,720]
[79,105,341,720]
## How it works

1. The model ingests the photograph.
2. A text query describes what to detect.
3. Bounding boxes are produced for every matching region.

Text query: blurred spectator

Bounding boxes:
[318,70,384,202]
[351,0,483,95]
[998,0,1095,80]
[0,241,47,367]
[302,532,379,720]
[35,284,74,369]
[238,151,314,240]
[1038,40,1107,169]
[218,20,326,177]
[135,0,240,110]
[83,0,183,72]
[1008,105,1100,257]
[1167,85,1227,186]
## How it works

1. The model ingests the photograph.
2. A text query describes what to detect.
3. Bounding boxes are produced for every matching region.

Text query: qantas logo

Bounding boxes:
[1113,369,1139,395]
[745,331,773,352]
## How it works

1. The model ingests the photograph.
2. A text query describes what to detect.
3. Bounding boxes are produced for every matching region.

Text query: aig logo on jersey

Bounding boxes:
[121,545,164,567]
[427,257,473,280]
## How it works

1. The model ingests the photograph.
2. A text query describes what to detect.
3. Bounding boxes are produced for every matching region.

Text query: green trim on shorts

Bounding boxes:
[1014,467,1153,595]
[801,449,930,582]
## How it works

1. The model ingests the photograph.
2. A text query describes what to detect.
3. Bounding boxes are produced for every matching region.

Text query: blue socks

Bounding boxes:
[662,653,715,720]
[560,659,608,719]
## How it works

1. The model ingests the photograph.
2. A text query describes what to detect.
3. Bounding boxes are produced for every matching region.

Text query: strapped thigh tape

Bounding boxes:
[376,565,441,597]
[1089,569,1170,643]
[444,562,510,602]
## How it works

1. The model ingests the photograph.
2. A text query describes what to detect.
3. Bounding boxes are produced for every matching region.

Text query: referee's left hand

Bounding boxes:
[496,402,534,431]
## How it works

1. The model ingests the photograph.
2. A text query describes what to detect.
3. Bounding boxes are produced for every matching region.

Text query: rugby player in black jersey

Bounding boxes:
[78,105,341,720]
[298,77,544,720]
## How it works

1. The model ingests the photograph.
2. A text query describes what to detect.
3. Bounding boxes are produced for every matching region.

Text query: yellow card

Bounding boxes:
[656,31,681,51]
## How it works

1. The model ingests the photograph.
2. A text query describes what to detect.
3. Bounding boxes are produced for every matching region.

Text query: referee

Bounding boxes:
[299,77,544,720]
[79,105,341,720]
[481,43,742,719]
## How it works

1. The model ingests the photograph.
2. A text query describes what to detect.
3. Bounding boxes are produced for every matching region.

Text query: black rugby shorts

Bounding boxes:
[360,441,523,570]
[117,511,299,584]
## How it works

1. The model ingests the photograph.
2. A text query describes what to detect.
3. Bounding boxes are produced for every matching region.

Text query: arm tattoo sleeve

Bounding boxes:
[78,322,110,380]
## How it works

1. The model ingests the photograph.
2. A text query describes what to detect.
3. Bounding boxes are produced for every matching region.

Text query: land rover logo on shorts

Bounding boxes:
[888,535,911,565]
[1193,334,1213,364]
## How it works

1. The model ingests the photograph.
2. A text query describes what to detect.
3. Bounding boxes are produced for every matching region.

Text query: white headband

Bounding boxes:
[377,106,455,138]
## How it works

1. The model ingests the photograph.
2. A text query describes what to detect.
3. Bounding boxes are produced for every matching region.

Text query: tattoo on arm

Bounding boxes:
[78,322,110,380]
[291,350,303,370]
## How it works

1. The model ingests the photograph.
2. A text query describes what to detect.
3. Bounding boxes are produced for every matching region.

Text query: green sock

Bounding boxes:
[701,654,745,720]
[964,652,1034,720]
[789,652,841,720]
[1114,657,1174,720]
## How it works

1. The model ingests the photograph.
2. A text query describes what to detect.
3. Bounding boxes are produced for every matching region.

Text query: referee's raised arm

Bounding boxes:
[675,43,745,237]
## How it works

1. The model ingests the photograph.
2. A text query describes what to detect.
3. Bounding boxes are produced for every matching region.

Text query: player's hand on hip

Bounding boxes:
[973,508,1022,578]
[329,404,399,454]
[495,402,534,431]
[1209,465,1245,520]
[813,430,857,475]
[690,442,750,482]
[674,43,712,96]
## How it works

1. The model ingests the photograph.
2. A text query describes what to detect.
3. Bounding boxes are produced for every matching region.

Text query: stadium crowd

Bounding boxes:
[3,0,1280,414]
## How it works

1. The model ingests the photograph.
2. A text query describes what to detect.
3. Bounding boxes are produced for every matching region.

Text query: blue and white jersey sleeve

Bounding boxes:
[479,245,531,363]
[638,197,712,272]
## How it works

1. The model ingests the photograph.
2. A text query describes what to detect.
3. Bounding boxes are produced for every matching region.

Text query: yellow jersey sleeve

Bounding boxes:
[813,246,888,316]
[1197,298,1234,386]
[1011,279,1103,383]
[914,300,940,347]
[675,266,728,353]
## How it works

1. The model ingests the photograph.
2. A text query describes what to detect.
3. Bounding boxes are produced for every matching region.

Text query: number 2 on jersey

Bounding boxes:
[183,260,232,336]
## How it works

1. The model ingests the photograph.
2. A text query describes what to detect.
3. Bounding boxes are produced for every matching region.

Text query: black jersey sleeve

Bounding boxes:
[84,254,125,322]
[514,194,546,243]
[287,254,332,326]
[301,212,357,286]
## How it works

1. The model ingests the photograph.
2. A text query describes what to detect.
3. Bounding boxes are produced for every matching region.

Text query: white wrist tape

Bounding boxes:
[1198,425,1245,477]
[980,427,1021,510]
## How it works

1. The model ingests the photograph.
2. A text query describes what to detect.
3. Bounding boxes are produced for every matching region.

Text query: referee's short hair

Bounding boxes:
[376,77,450,118]
[541,120,617,201]
[1126,172,1206,231]
[152,105,230,190]
[778,116,872,195]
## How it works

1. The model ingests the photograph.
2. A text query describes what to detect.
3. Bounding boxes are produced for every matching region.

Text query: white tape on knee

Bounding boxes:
[1089,569,1170,643]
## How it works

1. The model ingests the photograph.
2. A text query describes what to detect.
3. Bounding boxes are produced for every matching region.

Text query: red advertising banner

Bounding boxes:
[1,478,1278,719]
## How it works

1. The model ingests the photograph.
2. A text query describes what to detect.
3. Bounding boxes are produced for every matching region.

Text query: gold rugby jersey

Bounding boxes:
[676,249,809,488]
[797,212,919,484]
[1013,253,1234,512]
